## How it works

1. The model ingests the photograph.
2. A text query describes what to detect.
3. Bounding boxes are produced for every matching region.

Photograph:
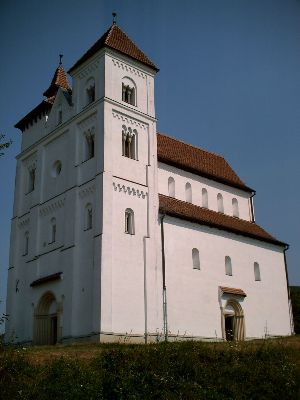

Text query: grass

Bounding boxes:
[0,336,299,399]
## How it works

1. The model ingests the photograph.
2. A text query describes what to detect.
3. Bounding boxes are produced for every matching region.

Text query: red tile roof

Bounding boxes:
[68,24,158,74]
[159,194,286,247]
[43,65,71,98]
[220,286,247,297]
[157,133,253,192]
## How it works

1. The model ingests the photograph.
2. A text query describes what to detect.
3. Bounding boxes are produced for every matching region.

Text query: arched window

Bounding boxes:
[122,126,137,160]
[85,204,93,230]
[185,182,192,203]
[232,198,239,218]
[28,167,36,193]
[84,130,95,161]
[125,208,135,235]
[86,77,95,105]
[217,193,224,213]
[57,105,62,125]
[168,177,175,197]
[225,256,232,276]
[24,231,29,255]
[122,77,136,106]
[50,217,56,243]
[192,248,200,270]
[202,188,208,208]
[254,262,261,281]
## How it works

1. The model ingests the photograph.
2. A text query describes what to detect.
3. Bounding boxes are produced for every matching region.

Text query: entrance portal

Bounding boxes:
[34,292,58,345]
[225,315,234,341]
[223,300,245,341]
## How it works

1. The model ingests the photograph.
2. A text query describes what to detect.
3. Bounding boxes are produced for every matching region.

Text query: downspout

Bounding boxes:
[283,244,294,335]
[160,213,168,341]
[143,235,148,344]
[250,190,256,222]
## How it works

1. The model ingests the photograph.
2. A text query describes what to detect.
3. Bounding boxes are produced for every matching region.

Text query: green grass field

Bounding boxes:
[1,336,299,399]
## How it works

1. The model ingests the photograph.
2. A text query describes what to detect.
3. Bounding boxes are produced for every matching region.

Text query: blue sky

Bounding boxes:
[1,0,299,324]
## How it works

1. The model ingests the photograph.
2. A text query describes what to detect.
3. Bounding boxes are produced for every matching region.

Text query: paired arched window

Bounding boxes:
[85,204,93,230]
[122,126,137,160]
[192,248,200,270]
[185,182,192,203]
[122,77,136,106]
[168,177,175,197]
[24,231,29,255]
[84,130,95,161]
[254,262,261,281]
[225,256,232,276]
[232,198,239,218]
[202,188,208,208]
[86,77,95,105]
[217,193,224,213]
[125,208,135,235]
[50,217,56,243]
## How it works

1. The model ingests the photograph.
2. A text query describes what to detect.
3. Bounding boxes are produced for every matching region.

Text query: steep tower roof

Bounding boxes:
[43,64,71,99]
[68,23,159,74]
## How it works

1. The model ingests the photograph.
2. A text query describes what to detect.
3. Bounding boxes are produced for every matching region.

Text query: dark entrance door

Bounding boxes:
[50,315,58,345]
[225,316,234,341]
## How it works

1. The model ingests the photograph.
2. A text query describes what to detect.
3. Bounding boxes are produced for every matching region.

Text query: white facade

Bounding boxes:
[6,24,293,344]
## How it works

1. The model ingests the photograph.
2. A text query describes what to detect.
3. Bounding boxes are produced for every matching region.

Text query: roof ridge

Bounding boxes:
[157,132,226,160]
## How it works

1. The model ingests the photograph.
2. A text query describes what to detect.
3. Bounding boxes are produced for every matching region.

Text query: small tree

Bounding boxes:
[0,133,12,157]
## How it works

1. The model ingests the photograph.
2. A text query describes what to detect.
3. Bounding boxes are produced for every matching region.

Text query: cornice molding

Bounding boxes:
[113,182,148,199]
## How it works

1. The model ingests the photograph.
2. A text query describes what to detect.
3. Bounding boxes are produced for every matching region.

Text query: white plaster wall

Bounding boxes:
[21,117,47,151]
[158,162,252,221]
[161,217,291,339]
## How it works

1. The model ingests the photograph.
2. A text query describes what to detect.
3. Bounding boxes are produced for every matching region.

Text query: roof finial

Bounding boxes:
[59,54,63,66]
[112,12,117,25]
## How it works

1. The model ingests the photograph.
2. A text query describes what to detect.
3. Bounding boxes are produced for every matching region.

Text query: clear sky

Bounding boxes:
[0,0,299,325]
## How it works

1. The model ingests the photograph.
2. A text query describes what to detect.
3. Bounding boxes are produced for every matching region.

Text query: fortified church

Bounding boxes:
[6,20,293,344]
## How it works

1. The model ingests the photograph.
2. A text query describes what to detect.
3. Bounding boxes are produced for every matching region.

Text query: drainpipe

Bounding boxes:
[250,191,256,222]
[143,235,148,344]
[283,244,294,335]
[160,213,168,341]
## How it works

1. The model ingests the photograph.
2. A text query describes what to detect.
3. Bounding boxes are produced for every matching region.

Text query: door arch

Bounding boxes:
[222,299,245,341]
[34,292,59,345]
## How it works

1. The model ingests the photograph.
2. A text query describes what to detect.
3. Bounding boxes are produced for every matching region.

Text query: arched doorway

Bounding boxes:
[223,300,245,341]
[34,292,58,345]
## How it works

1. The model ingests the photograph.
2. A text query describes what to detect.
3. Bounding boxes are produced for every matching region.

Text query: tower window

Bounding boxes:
[168,177,175,197]
[122,83,135,105]
[24,231,29,256]
[185,182,192,203]
[122,126,137,160]
[202,188,208,208]
[50,218,56,243]
[254,262,261,281]
[84,131,95,160]
[85,204,93,230]
[86,78,95,105]
[57,106,62,125]
[217,193,224,213]
[232,198,239,218]
[28,167,36,193]
[192,248,200,270]
[125,208,135,235]
[225,256,232,276]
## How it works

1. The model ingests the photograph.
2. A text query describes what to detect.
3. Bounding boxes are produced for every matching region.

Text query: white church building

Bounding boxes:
[6,21,293,344]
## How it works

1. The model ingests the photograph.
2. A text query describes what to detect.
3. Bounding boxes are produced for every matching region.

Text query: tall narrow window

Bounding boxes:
[254,262,261,281]
[122,126,137,160]
[85,204,93,230]
[125,208,135,235]
[225,256,232,276]
[192,248,200,270]
[85,131,95,160]
[185,182,192,203]
[217,193,224,213]
[28,167,36,193]
[202,188,208,208]
[86,78,95,105]
[24,231,29,256]
[168,177,175,197]
[57,106,62,125]
[232,198,239,218]
[50,218,56,243]
[122,83,135,105]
